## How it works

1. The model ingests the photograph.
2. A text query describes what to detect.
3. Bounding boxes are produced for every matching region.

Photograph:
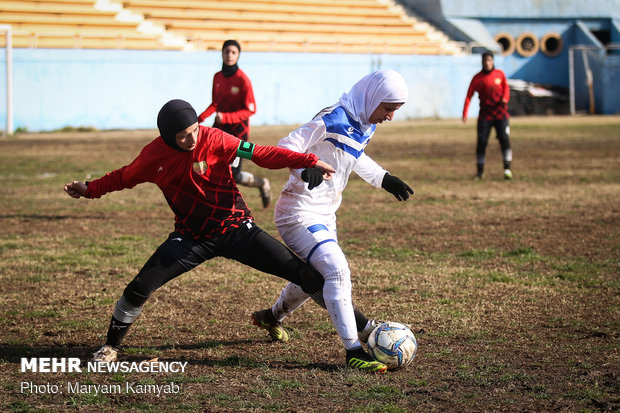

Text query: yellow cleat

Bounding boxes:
[346,348,387,373]
[252,309,289,342]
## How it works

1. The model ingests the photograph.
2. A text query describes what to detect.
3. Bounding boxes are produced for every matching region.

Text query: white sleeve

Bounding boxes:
[353,153,388,188]
[278,119,327,180]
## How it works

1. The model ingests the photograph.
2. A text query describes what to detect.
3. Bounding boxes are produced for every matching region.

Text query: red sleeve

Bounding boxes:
[220,75,257,124]
[251,144,317,169]
[84,147,149,199]
[198,103,216,123]
[198,77,218,123]
[212,128,317,170]
[215,129,245,164]
[463,74,478,118]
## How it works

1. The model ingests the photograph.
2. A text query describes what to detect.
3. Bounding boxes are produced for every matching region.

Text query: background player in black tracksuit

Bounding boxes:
[463,52,513,180]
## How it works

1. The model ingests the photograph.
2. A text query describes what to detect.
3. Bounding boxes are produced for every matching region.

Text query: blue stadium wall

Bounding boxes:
[4,0,620,132]
[480,16,620,115]
[0,49,484,132]
[402,0,620,115]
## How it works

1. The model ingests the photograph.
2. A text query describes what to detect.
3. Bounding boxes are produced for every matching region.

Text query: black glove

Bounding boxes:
[381,173,414,201]
[301,167,324,190]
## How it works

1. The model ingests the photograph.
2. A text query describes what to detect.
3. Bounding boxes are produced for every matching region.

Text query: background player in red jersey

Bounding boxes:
[63,99,337,363]
[462,52,513,180]
[197,40,273,207]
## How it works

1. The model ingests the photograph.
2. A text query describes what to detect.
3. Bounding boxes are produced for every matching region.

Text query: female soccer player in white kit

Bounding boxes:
[252,70,414,372]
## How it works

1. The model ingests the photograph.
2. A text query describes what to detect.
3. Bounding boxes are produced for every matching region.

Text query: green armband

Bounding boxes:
[236,141,255,160]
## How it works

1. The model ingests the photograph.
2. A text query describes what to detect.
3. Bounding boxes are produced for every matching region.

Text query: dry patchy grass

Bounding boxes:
[0,116,619,412]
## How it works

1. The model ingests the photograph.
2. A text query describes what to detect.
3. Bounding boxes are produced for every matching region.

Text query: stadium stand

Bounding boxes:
[0,0,186,50]
[0,0,464,54]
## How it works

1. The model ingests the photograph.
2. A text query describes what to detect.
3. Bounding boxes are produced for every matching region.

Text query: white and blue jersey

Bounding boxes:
[269,71,408,350]
[274,105,387,229]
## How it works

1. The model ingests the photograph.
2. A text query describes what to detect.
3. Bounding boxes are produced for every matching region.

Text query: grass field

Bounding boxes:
[0,115,619,412]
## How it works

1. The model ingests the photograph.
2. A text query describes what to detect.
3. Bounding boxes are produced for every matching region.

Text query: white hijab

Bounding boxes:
[337,69,408,132]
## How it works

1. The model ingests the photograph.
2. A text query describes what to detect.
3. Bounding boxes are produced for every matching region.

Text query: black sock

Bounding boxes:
[504,161,511,170]
[309,290,326,309]
[346,346,369,361]
[477,163,484,175]
[354,309,369,332]
[105,316,132,348]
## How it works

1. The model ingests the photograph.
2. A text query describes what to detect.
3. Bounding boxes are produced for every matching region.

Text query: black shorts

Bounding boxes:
[122,220,324,306]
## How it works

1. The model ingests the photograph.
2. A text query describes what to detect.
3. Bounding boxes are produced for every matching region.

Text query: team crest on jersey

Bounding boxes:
[231,86,240,95]
[495,78,501,85]
[193,160,208,175]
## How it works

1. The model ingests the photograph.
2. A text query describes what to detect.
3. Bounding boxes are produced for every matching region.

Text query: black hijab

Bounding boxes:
[157,99,198,151]
[221,39,241,77]
[482,52,495,74]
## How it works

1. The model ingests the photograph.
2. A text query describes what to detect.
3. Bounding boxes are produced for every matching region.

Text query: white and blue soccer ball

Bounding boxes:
[367,321,417,370]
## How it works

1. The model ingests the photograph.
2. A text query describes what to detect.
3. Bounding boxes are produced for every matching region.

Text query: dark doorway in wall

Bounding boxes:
[591,30,610,45]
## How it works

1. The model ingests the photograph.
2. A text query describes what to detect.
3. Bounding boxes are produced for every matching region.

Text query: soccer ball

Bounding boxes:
[367,321,417,370]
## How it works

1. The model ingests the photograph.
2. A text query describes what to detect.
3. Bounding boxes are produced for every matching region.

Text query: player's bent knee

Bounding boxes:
[299,267,325,295]
[323,268,352,301]
[123,282,152,307]
[310,243,349,275]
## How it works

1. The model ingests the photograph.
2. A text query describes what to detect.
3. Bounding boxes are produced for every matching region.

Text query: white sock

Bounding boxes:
[238,171,255,186]
[309,241,360,350]
[271,282,309,322]
[322,268,361,350]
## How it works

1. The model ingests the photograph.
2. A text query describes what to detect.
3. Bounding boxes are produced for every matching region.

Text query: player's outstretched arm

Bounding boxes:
[300,160,335,189]
[300,160,335,190]
[247,140,335,175]
[313,160,335,180]
[64,180,88,199]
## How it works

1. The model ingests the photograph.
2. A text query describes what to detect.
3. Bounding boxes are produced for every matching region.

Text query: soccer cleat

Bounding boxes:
[504,169,513,180]
[346,347,387,373]
[259,178,272,208]
[252,309,289,342]
[474,172,484,180]
[358,319,380,344]
[91,345,118,362]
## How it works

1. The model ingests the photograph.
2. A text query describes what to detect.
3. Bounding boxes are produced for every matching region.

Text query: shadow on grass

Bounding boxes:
[150,339,256,351]
[0,214,72,221]
[0,342,94,362]
[173,356,340,372]
[0,213,117,221]
[0,342,341,372]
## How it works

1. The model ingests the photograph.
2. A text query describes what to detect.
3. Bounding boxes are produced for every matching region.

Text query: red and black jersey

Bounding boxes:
[463,68,510,121]
[85,125,317,239]
[198,68,256,141]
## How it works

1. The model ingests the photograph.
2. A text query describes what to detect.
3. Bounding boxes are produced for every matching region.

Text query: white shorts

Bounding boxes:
[277,220,339,263]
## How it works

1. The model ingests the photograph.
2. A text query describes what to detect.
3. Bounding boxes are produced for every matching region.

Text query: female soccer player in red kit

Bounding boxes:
[462,52,513,180]
[197,40,273,207]
[63,99,337,363]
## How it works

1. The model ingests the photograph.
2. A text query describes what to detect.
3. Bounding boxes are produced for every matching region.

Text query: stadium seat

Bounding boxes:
[0,0,463,54]
[0,0,184,49]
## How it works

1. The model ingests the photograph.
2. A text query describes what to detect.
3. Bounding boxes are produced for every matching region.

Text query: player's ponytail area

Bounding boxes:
[1,116,618,411]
